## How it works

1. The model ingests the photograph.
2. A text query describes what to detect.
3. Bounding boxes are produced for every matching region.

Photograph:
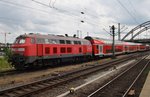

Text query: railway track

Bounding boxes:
[87,55,150,97]
[0,52,142,77]
[0,53,145,77]
[0,69,18,77]
[0,52,146,97]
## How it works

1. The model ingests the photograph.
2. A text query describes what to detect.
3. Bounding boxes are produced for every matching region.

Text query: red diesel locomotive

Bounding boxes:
[10,33,149,70]
[10,33,92,69]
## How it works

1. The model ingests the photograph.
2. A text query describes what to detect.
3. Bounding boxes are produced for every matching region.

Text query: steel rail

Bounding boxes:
[0,53,145,97]
[122,59,150,97]
[87,55,149,97]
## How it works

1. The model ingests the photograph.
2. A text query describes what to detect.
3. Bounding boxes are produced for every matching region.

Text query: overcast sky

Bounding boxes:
[0,0,150,43]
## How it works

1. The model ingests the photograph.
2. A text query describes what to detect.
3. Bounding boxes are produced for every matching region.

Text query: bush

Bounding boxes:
[3,47,12,60]
[0,57,12,71]
[0,47,13,71]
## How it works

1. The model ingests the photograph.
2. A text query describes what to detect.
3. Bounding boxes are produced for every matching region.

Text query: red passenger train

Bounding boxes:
[10,33,149,70]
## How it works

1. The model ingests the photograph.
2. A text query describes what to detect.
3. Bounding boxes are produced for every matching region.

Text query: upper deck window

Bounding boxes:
[74,41,81,45]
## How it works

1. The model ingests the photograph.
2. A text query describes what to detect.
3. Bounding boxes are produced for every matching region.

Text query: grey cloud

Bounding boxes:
[0,0,150,43]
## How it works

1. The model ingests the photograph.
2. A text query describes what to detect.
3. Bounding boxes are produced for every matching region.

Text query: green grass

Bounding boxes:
[0,56,13,71]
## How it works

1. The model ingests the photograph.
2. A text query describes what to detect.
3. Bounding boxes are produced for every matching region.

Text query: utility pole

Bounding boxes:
[118,23,121,40]
[0,32,11,46]
[111,25,116,59]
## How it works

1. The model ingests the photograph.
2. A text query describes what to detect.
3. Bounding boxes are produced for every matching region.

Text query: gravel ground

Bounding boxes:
[131,60,150,97]
[32,59,136,97]
[0,57,114,89]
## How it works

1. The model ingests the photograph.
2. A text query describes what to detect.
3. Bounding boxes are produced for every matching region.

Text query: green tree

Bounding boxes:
[3,47,12,60]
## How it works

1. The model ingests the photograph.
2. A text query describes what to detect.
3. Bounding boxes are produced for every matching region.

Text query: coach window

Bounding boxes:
[66,40,71,44]
[96,45,99,49]
[78,41,81,44]
[60,40,65,44]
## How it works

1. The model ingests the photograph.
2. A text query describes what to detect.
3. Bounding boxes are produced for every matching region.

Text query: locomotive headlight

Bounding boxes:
[17,48,25,51]
[11,48,25,52]
[11,48,16,51]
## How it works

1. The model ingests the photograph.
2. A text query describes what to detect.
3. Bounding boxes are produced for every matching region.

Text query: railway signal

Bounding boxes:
[111,25,116,59]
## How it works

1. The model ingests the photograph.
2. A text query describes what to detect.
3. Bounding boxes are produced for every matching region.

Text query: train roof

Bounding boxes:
[122,41,142,45]
[85,36,124,44]
[85,36,145,46]
[17,33,89,42]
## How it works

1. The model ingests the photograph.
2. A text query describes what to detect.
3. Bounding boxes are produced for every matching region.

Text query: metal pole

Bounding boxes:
[112,25,116,59]
[118,23,121,40]
[5,33,6,46]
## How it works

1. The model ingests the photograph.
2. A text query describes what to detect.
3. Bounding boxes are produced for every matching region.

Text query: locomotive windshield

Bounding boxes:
[14,37,26,44]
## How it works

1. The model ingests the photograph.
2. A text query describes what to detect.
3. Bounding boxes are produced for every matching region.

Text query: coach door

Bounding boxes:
[99,45,103,55]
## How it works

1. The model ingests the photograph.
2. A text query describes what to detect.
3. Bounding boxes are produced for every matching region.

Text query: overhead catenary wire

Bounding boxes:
[31,0,108,26]
[0,0,109,29]
[0,0,80,22]
[0,0,112,36]
[127,0,138,18]
[31,0,108,29]
[52,0,57,8]
[0,0,79,20]
[116,0,139,24]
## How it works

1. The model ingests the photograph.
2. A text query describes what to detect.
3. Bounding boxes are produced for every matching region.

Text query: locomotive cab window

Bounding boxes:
[14,37,26,44]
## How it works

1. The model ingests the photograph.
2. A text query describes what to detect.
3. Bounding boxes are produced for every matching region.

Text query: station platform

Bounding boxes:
[139,71,150,97]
